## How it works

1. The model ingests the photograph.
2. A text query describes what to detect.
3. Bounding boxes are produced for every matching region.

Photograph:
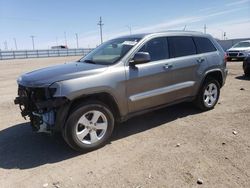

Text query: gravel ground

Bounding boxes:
[0,57,249,188]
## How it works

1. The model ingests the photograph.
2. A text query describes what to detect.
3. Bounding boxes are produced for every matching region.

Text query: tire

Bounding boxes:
[63,100,114,152]
[194,78,220,111]
[244,69,250,77]
[243,63,250,77]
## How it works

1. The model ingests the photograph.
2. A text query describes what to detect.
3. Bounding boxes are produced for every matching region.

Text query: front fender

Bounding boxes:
[50,64,128,117]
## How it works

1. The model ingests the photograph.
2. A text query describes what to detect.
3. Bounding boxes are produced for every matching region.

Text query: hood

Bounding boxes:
[227,47,250,52]
[18,61,108,87]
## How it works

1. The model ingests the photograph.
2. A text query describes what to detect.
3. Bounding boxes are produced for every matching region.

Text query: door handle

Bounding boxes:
[163,64,173,70]
[197,57,205,63]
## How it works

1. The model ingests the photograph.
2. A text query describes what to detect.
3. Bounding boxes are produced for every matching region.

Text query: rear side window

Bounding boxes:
[168,36,196,58]
[139,37,169,61]
[193,37,217,53]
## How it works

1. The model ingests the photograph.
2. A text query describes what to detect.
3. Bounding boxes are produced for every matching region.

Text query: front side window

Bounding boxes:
[80,38,141,65]
[168,36,196,58]
[193,37,217,53]
[139,37,169,61]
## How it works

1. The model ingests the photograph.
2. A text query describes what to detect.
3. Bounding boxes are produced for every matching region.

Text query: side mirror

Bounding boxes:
[129,52,151,66]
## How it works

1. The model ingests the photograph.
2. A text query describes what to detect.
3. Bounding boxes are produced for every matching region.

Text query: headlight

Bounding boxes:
[243,51,250,56]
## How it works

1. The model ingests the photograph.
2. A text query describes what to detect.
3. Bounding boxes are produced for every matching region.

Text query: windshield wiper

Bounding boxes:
[83,59,96,64]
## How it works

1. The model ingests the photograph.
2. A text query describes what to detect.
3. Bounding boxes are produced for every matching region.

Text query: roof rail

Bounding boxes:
[157,30,204,34]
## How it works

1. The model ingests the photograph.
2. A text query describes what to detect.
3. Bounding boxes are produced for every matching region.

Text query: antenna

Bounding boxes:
[97,17,104,44]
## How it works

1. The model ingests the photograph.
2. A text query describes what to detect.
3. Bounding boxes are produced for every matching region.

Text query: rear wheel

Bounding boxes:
[244,70,250,77]
[243,63,250,77]
[63,101,114,152]
[194,78,220,111]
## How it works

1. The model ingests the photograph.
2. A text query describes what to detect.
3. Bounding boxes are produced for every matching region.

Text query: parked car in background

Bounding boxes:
[243,55,250,76]
[14,31,228,152]
[51,45,68,49]
[227,40,250,61]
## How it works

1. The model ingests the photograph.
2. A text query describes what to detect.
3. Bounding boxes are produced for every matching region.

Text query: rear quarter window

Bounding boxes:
[193,37,217,54]
[168,36,196,58]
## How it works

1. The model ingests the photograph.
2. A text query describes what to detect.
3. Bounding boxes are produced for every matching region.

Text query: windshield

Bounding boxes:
[233,42,250,48]
[79,37,141,65]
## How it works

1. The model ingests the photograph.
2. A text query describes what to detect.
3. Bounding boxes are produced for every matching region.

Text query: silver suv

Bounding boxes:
[227,40,250,61]
[15,31,228,151]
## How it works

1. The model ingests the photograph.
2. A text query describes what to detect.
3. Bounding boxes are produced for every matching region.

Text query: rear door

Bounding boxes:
[193,36,220,68]
[192,36,221,93]
[165,36,207,99]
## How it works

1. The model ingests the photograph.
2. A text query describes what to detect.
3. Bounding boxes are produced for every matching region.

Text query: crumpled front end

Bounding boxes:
[14,85,68,133]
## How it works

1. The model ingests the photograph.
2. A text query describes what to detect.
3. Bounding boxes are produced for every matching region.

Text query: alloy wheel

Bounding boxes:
[75,110,108,145]
[203,83,218,107]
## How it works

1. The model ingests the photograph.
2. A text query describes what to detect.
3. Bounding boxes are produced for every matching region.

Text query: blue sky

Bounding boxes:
[0,0,249,50]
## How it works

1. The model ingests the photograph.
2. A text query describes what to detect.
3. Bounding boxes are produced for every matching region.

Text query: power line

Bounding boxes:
[30,35,35,50]
[97,16,104,44]
[75,33,79,48]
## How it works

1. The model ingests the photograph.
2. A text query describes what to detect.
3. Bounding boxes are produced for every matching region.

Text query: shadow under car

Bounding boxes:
[0,102,201,170]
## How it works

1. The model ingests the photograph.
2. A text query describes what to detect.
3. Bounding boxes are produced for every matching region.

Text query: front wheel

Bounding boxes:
[63,101,114,152]
[194,78,220,111]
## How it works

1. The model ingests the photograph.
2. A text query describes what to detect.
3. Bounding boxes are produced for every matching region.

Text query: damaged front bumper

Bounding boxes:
[14,85,68,133]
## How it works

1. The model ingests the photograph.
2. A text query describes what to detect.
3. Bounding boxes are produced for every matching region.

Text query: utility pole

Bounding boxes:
[13,38,18,50]
[30,35,35,50]
[126,25,132,35]
[4,41,8,50]
[64,32,67,47]
[97,16,104,44]
[75,33,79,48]
[204,24,207,34]
[183,25,187,31]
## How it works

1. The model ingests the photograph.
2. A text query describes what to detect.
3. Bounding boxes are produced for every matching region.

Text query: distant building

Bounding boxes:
[217,38,250,51]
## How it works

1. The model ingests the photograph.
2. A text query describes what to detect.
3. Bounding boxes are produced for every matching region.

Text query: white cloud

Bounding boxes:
[226,0,250,6]
[40,5,250,49]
